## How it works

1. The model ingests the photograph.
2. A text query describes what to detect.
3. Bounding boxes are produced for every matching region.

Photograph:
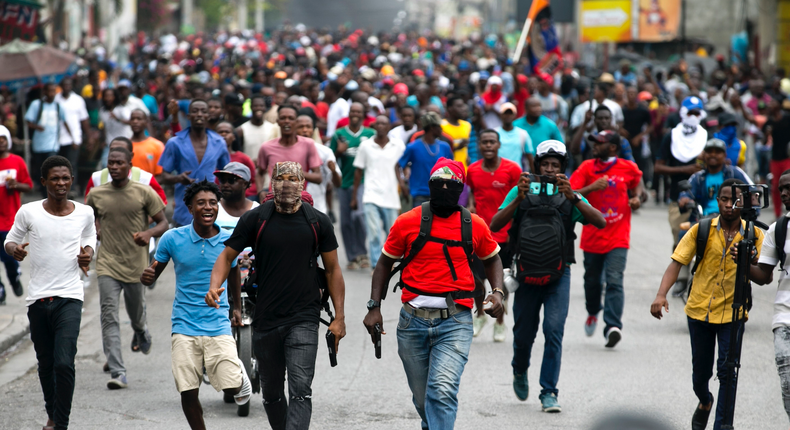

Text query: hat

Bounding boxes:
[430,157,465,184]
[274,71,287,79]
[718,112,738,127]
[704,138,727,151]
[516,74,528,85]
[345,80,359,91]
[393,83,409,96]
[235,79,251,89]
[420,111,442,129]
[682,96,704,112]
[117,79,132,88]
[499,102,517,114]
[599,73,615,84]
[534,140,568,170]
[412,69,425,77]
[224,92,244,107]
[486,75,502,87]
[381,65,395,76]
[587,130,620,145]
[214,162,251,182]
[619,59,631,67]
[638,91,653,102]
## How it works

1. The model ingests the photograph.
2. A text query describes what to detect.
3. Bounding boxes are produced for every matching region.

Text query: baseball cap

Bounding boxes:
[274,71,287,79]
[499,102,517,114]
[214,162,251,182]
[682,96,704,112]
[535,140,567,158]
[430,157,465,184]
[704,138,727,151]
[117,79,132,88]
[718,112,738,127]
[224,92,244,107]
[393,83,409,96]
[638,91,653,102]
[587,130,620,145]
[420,111,442,129]
[599,73,615,84]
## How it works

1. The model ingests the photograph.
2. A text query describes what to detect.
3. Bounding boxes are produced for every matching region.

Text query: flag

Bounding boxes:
[526,0,563,79]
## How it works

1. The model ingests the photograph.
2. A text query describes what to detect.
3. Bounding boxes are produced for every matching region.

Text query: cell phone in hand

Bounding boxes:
[326,330,337,367]
[374,323,382,359]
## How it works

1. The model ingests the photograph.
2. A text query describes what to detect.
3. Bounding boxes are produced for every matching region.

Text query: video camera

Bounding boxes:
[729,183,769,229]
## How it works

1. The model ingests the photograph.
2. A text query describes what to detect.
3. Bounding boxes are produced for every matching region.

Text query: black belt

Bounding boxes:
[402,303,468,319]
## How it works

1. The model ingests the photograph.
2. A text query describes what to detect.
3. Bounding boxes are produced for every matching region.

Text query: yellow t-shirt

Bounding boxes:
[672,217,764,324]
[441,119,472,165]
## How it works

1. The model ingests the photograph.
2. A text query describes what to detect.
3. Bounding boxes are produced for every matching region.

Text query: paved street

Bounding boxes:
[0,205,787,429]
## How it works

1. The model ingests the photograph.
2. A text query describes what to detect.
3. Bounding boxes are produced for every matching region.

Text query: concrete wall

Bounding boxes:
[683,0,758,57]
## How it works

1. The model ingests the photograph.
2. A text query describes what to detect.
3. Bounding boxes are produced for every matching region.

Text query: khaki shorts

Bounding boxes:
[171,333,242,393]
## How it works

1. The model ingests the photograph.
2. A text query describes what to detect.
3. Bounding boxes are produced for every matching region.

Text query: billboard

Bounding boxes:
[637,0,681,41]
[0,0,40,44]
[579,1,632,43]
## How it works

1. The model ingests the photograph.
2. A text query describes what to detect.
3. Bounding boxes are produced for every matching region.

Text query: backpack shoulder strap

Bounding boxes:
[254,201,276,245]
[300,203,321,259]
[777,215,788,270]
[386,202,433,287]
[460,207,473,260]
[691,218,713,275]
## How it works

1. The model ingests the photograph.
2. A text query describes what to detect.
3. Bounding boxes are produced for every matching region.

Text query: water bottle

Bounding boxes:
[503,268,519,293]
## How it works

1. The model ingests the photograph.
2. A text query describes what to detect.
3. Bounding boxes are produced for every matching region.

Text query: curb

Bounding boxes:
[0,315,30,356]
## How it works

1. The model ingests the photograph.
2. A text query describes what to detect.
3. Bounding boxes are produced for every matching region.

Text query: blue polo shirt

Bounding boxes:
[158,128,230,226]
[513,115,564,146]
[155,224,237,337]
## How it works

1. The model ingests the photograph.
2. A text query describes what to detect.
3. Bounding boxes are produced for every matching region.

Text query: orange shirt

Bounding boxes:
[132,137,165,175]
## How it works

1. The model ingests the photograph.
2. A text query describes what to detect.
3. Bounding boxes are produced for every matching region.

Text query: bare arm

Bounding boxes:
[362,254,397,343]
[351,168,363,210]
[650,260,683,319]
[321,249,346,352]
[577,199,606,229]
[304,167,322,184]
[482,254,505,318]
[207,246,242,304]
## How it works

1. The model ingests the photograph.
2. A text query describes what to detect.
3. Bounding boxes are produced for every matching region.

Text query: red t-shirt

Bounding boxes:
[511,88,530,118]
[0,154,32,231]
[569,158,642,253]
[466,158,522,243]
[314,101,329,120]
[383,207,500,308]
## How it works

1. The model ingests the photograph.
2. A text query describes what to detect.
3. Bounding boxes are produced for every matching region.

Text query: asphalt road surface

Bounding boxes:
[0,205,787,429]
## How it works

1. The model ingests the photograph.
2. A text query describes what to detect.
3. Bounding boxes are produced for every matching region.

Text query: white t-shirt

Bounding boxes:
[306,142,340,214]
[353,137,405,209]
[216,200,260,231]
[55,92,88,145]
[241,120,279,161]
[326,98,350,138]
[757,216,790,330]
[4,201,97,306]
[569,99,624,129]
[100,106,133,145]
[388,124,418,144]
[125,96,150,116]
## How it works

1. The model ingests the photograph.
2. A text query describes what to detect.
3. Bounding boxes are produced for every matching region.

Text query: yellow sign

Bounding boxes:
[579,0,633,43]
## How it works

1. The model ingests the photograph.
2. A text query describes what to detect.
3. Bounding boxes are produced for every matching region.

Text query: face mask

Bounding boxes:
[718,125,737,142]
[428,180,463,218]
[272,178,303,214]
[682,114,702,129]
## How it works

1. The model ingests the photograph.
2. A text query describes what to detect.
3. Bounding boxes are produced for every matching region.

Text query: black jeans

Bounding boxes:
[254,321,319,430]
[28,297,82,430]
[687,316,741,430]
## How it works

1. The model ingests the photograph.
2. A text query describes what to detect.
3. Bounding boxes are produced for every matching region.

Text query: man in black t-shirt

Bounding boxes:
[621,87,652,175]
[765,100,790,217]
[209,161,346,430]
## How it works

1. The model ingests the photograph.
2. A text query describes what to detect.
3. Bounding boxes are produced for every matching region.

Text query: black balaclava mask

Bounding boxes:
[429,180,464,218]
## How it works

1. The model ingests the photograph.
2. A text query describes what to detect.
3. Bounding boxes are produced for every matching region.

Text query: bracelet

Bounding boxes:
[492,288,505,298]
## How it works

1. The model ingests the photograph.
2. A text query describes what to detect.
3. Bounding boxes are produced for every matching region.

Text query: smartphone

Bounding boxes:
[373,323,382,359]
[326,330,337,367]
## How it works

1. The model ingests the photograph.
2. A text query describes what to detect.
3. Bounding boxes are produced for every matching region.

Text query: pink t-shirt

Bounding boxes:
[257,135,323,179]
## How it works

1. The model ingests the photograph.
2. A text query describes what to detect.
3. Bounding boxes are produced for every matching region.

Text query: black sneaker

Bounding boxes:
[691,397,713,430]
[0,285,5,305]
[11,278,23,297]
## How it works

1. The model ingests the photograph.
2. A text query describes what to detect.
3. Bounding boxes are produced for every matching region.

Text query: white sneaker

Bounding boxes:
[234,359,252,405]
[473,316,487,337]
[493,322,507,342]
[605,327,622,348]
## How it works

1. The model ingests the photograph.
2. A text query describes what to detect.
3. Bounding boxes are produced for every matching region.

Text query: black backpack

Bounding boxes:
[385,202,477,307]
[510,185,574,286]
[776,215,789,271]
[243,201,333,325]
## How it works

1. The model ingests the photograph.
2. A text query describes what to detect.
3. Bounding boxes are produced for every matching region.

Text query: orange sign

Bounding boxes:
[637,0,680,41]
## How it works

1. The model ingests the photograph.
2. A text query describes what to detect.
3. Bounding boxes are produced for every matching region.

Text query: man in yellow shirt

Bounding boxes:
[650,178,764,430]
[441,96,472,165]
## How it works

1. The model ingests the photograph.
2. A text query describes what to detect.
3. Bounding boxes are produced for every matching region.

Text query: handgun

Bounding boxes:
[326,330,337,367]
[374,323,382,359]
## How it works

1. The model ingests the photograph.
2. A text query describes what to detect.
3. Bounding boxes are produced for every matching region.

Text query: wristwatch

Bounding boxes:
[366,299,381,311]
[572,192,582,205]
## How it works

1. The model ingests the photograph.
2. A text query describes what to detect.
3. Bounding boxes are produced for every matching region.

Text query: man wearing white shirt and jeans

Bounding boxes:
[296,113,341,214]
[324,81,349,138]
[26,83,72,198]
[4,155,96,430]
[55,78,89,194]
[351,115,405,270]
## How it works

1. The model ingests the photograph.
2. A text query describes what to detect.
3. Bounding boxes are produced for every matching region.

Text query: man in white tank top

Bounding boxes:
[237,95,278,162]
[215,162,259,231]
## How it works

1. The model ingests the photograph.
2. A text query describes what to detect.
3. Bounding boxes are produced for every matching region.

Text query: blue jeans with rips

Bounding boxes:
[364,203,399,268]
[511,268,571,396]
[397,307,473,430]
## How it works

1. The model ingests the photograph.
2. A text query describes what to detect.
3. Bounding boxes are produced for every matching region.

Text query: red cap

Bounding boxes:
[516,74,528,85]
[430,157,466,184]
[393,83,409,95]
[412,69,425,77]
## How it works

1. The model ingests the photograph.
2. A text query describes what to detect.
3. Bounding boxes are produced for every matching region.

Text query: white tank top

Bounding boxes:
[241,121,278,161]
[216,200,260,232]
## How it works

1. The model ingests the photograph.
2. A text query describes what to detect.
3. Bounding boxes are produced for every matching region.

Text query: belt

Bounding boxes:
[402,303,467,319]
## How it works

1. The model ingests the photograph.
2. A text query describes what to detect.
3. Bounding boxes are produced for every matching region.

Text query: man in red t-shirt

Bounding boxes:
[363,157,504,430]
[569,130,642,348]
[466,129,521,341]
[0,125,33,302]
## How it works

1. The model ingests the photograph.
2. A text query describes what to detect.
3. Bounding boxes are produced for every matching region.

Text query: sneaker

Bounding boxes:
[605,327,622,348]
[539,393,562,413]
[107,374,128,390]
[137,329,152,355]
[11,278,22,297]
[691,396,713,430]
[473,316,488,337]
[513,373,528,401]
[493,322,507,342]
[202,367,211,385]
[584,315,597,337]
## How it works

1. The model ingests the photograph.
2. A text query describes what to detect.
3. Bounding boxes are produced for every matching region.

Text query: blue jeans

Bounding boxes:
[397,307,473,430]
[0,231,20,296]
[28,297,83,430]
[688,317,740,430]
[583,248,627,334]
[253,322,319,430]
[364,203,398,267]
[338,186,367,262]
[412,195,430,208]
[511,268,571,396]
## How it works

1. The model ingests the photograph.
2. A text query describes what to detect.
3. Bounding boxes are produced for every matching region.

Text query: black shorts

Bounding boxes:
[471,242,512,283]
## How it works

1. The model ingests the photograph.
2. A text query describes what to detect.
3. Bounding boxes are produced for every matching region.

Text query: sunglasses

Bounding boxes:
[218,175,242,184]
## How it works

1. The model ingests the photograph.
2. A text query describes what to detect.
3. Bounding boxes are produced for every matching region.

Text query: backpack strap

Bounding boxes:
[777,215,788,271]
[253,201,276,248]
[460,207,473,264]
[691,217,713,275]
[300,202,321,265]
[387,202,433,289]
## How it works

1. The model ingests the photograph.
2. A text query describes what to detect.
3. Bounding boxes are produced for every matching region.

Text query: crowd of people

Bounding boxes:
[2,26,790,430]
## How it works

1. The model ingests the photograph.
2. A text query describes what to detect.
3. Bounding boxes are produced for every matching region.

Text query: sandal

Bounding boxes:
[131,333,140,353]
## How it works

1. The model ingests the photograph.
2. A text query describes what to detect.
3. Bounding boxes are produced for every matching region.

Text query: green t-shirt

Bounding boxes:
[330,126,375,189]
[499,184,589,225]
